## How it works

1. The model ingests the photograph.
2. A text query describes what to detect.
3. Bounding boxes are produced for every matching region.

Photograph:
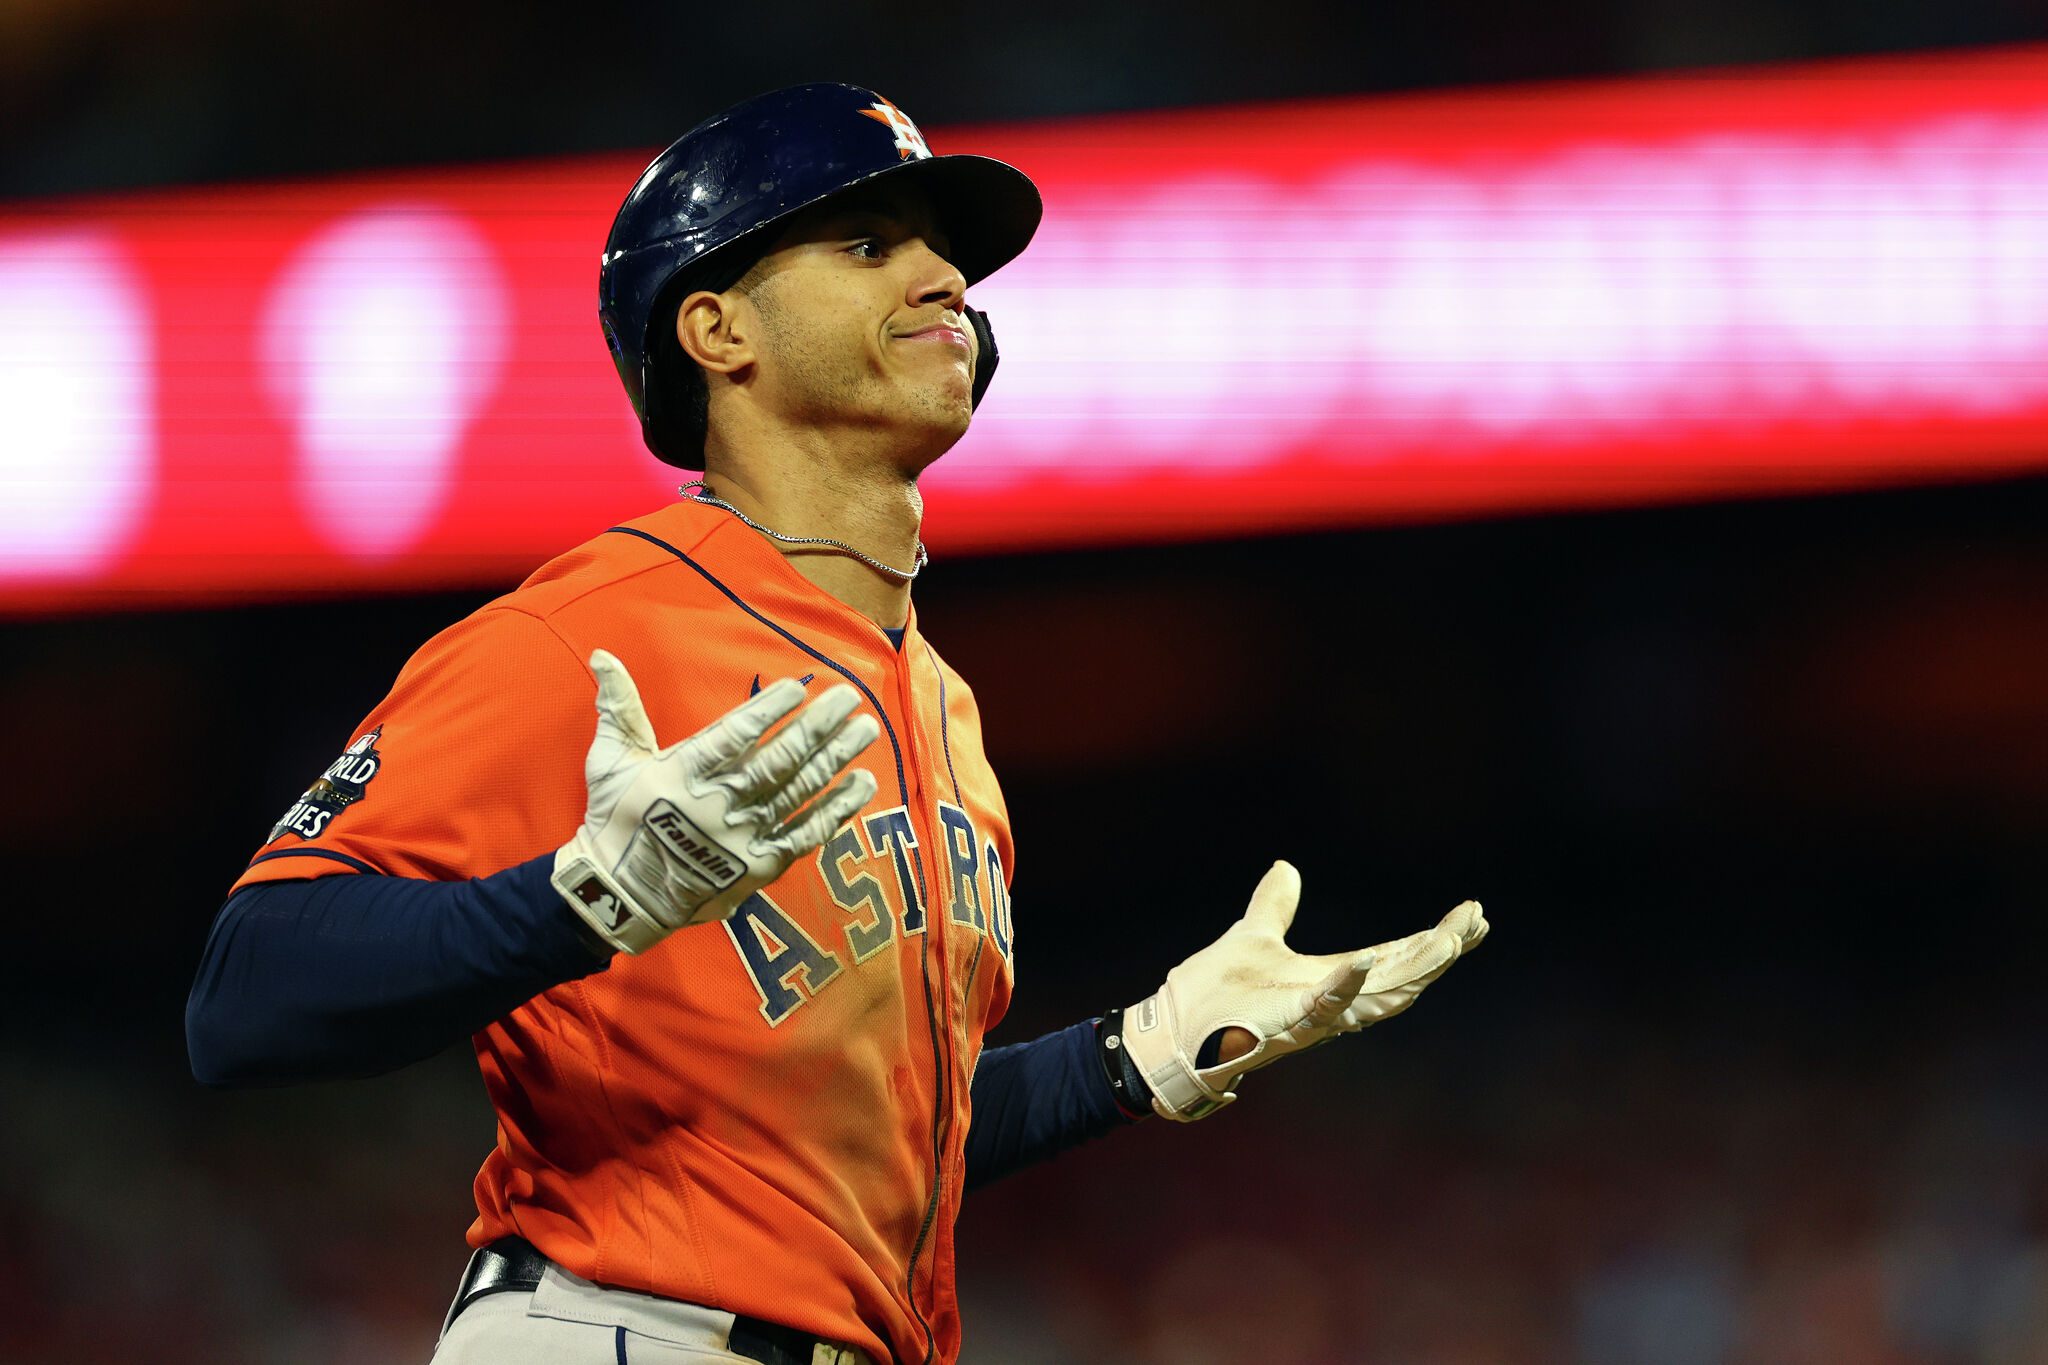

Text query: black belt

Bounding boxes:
[443,1235,849,1365]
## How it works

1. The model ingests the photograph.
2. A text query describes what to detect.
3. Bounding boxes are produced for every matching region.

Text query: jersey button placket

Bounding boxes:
[886,637,959,1340]
[891,646,945,974]
[898,649,972,1205]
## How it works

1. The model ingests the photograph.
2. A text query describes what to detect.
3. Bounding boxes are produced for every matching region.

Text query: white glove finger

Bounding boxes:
[1374,924,1463,990]
[589,650,659,755]
[1301,950,1377,1028]
[759,713,881,826]
[729,684,864,797]
[1445,900,1489,950]
[761,768,879,861]
[1236,860,1302,938]
[1342,927,1464,1027]
[1362,919,1463,985]
[684,677,808,774]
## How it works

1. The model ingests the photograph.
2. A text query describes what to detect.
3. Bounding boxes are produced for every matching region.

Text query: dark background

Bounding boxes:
[8,0,2048,201]
[5,2,2048,1363]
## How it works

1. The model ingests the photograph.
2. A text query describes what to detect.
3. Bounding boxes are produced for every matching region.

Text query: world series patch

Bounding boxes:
[268,727,383,843]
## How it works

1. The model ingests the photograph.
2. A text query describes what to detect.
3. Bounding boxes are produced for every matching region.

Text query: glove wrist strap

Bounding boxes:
[1121,990,1236,1122]
[551,845,669,955]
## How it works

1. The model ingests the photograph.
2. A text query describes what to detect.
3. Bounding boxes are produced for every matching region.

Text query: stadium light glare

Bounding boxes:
[5,45,2048,611]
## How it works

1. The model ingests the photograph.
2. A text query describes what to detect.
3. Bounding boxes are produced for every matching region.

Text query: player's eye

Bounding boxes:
[847,237,885,261]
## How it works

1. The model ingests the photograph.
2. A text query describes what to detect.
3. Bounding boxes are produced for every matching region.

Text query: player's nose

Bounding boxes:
[905,238,967,313]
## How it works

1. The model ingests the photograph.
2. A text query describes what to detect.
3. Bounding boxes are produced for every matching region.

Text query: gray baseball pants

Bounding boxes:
[430,1261,872,1365]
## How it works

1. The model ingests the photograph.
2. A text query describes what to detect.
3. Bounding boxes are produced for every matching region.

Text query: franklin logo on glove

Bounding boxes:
[644,801,746,888]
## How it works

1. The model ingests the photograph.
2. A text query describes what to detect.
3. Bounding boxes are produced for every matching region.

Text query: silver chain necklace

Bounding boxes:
[680,481,929,581]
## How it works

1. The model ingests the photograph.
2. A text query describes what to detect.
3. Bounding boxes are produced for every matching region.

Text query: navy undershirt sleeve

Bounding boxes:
[964,1019,1139,1191]
[185,855,611,1087]
[188,853,1147,1178]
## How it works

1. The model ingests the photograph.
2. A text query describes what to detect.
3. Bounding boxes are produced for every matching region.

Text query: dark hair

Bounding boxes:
[645,245,767,465]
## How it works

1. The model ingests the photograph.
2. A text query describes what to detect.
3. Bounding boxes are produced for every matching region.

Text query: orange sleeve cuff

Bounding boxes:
[228,845,386,896]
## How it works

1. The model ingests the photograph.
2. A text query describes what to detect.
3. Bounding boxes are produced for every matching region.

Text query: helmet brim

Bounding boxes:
[675,151,1043,292]
[859,152,1044,287]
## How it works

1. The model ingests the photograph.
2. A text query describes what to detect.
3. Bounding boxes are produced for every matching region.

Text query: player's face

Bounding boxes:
[740,185,976,467]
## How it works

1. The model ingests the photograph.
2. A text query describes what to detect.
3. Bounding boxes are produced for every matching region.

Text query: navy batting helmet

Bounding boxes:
[599,83,1043,469]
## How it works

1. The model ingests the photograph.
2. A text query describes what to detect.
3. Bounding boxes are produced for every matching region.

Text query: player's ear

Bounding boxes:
[676,290,754,376]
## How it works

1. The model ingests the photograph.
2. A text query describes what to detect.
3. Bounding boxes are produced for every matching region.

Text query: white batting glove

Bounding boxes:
[1120,862,1488,1121]
[552,649,880,954]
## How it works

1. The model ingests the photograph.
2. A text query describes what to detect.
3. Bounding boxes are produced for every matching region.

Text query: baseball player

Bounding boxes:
[186,84,1488,1365]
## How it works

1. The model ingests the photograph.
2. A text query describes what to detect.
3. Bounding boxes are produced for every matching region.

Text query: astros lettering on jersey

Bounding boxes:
[233,499,1016,1365]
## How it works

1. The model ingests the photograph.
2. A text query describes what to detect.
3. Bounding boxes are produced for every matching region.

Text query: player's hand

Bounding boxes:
[552,649,880,954]
[1119,862,1488,1121]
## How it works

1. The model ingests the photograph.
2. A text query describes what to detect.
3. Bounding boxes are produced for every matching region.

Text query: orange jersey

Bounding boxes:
[231,499,1017,1365]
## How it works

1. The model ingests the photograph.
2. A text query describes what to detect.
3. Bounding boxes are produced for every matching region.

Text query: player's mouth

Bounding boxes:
[894,321,972,355]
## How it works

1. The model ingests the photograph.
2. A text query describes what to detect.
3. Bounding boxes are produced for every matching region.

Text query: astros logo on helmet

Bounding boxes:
[859,97,932,160]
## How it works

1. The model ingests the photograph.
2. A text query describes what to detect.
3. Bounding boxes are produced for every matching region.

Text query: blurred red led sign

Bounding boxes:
[7,44,2048,613]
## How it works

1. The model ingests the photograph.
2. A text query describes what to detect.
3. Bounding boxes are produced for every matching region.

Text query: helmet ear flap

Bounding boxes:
[640,278,708,469]
[966,305,999,410]
[639,249,765,470]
